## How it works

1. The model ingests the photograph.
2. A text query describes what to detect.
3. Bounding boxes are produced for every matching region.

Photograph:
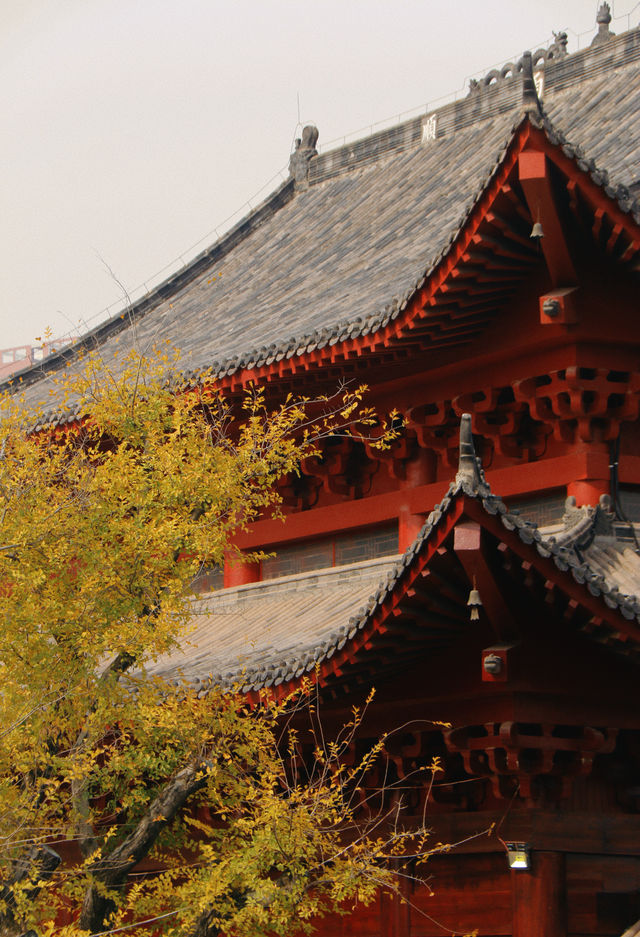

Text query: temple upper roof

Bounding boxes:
[9,21,640,416]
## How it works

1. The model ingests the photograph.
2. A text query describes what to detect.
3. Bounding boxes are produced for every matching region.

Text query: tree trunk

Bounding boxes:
[78,761,208,932]
[80,885,116,936]
[0,846,59,937]
[185,909,222,937]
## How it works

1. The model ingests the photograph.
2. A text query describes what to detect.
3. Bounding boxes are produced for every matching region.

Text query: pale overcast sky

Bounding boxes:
[1,1,636,348]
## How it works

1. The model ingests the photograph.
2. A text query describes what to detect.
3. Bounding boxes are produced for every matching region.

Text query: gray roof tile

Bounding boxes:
[145,555,399,689]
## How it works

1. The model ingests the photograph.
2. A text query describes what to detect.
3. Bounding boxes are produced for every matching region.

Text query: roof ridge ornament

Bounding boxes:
[468,34,567,97]
[289,125,319,190]
[455,414,490,497]
[558,493,615,549]
[592,2,615,46]
[520,50,542,118]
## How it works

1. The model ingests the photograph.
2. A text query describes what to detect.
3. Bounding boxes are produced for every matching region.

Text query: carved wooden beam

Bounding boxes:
[518,149,577,288]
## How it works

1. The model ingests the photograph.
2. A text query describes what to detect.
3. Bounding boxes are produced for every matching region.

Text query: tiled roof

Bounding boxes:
[9,27,640,415]
[145,555,398,692]
[16,106,519,412]
[147,418,640,695]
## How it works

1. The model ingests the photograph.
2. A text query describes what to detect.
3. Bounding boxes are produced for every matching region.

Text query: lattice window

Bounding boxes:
[506,492,566,528]
[261,522,398,581]
[190,565,223,594]
[261,541,333,580]
[335,525,399,565]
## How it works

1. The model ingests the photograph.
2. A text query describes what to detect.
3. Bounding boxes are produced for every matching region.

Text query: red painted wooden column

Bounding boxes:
[566,443,610,506]
[398,449,433,551]
[567,477,609,506]
[223,551,260,588]
[398,507,425,552]
[379,865,411,937]
[511,851,566,937]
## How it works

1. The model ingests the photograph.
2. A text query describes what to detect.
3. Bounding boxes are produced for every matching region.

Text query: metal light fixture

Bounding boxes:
[530,221,544,239]
[506,842,531,870]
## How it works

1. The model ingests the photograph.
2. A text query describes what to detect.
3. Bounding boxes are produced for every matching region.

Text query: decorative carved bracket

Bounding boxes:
[445,721,618,801]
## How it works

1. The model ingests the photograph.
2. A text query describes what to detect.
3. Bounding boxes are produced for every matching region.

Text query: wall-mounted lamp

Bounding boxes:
[506,842,531,870]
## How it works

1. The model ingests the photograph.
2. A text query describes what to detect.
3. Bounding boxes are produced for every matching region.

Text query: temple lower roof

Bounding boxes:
[145,429,640,695]
[146,554,399,692]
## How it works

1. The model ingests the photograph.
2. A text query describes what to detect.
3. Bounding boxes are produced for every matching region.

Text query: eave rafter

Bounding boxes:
[518,148,577,287]
[464,498,640,653]
[499,541,638,658]
[528,124,640,272]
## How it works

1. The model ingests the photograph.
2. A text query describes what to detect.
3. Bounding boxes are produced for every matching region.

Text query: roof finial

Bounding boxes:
[455,414,489,495]
[520,50,541,117]
[549,31,568,59]
[591,3,615,46]
[289,125,319,190]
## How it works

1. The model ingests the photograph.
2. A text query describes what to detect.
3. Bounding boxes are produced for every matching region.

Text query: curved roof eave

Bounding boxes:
[201,110,640,396]
[269,479,640,701]
[8,104,640,427]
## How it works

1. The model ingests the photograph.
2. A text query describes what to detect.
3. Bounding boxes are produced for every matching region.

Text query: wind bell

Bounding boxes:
[467,577,482,621]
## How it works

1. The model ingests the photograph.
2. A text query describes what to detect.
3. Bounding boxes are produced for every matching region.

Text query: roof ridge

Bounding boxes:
[194,553,400,608]
[23,111,524,429]
[308,24,640,187]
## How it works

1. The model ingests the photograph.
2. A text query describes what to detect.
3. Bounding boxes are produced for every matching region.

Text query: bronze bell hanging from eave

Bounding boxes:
[467,586,482,620]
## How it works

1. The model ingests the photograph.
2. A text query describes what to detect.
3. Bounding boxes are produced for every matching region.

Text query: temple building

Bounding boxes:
[10,7,640,935]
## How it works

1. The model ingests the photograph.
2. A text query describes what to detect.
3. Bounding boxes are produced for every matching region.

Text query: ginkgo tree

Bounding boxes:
[0,347,436,937]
